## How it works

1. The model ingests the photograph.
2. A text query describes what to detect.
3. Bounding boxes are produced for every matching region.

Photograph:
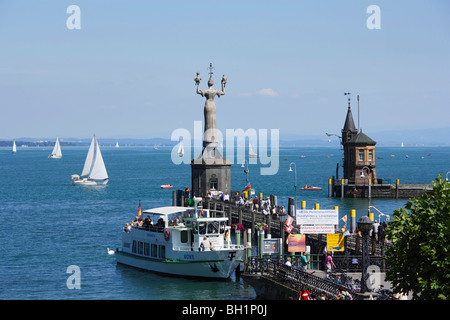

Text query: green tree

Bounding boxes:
[385,175,450,300]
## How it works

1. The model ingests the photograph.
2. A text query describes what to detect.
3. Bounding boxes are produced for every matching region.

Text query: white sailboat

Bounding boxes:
[249,143,257,158]
[49,137,62,158]
[115,141,119,148]
[177,140,184,156]
[12,140,17,154]
[71,135,109,185]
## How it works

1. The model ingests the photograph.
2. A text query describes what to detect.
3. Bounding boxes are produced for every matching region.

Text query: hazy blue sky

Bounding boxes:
[0,0,449,140]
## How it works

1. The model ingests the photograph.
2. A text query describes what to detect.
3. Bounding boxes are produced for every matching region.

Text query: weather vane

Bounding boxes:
[344,92,351,107]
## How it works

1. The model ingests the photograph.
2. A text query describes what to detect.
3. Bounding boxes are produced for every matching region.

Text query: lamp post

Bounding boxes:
[369,205,390,223]
[360,166,372,200]
[288,162,297,215]
[357,215,373,293]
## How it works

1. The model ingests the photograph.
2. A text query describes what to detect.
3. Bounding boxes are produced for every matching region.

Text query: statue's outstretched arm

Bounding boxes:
[195,72,204,96]
[217,75,227,97]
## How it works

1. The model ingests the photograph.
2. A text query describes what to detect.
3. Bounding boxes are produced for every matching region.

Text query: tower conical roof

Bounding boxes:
[342,106,357,133]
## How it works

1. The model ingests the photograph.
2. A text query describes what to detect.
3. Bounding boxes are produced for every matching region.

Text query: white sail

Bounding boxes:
[81,136,96,177]
[88,139,108,180]
[115,141,119,148]
[12,140,17,153]
[50,137,62,158]
[249,143,257,158]
[177,141,184,156]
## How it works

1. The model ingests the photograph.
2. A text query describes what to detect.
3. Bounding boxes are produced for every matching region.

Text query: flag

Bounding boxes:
[285,224,294,233]
[242,183,251,193]
[285,215,294,227]
[137,200,142,217]
[341,215,347,232]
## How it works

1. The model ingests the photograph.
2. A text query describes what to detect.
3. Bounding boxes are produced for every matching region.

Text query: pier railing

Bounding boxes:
[244,257,361,299]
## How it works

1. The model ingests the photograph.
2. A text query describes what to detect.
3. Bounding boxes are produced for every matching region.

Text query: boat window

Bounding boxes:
[138,241,143,255]
[207,221,219,234]
[132,240,137,253]
[159,245,166,259]
[198,222,207,234]
[144,243,150,256]
[181,230,188,243]
[151,244,158,257]
[219,221,226,234]
[192,221,198,234]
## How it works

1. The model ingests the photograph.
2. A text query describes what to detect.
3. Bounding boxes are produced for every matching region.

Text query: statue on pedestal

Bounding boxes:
[195,63,227,148]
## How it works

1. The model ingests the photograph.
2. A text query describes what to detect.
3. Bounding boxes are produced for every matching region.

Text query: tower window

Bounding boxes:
[358,150,364,162]
[209,178,218,190]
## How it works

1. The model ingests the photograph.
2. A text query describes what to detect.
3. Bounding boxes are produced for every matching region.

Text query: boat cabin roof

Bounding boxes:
[141,206,226,228]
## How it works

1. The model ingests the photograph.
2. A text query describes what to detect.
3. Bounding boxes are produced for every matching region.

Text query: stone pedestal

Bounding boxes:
[191,145,231,197]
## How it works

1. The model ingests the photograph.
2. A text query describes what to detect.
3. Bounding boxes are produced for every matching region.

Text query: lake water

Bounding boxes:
[0,145,448,299]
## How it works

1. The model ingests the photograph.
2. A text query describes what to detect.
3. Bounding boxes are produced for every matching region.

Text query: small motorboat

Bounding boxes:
[301,185,322,191]
[160,184,173,189]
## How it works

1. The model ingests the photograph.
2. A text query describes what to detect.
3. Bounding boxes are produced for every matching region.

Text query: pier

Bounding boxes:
[174,190,391,299]
[174,191,389,257]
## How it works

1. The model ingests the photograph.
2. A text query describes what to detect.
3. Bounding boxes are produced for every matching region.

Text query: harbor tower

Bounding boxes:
[341,96,378,185]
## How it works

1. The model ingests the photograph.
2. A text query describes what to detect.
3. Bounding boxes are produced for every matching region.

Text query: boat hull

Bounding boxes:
[115,249,243,279]
[72,178,109,186]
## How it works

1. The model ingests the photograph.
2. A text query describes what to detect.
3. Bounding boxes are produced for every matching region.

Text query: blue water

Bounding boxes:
[0,145,448,299]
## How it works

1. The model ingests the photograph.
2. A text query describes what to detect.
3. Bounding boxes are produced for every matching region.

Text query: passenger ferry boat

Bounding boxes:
[115,206,245,279]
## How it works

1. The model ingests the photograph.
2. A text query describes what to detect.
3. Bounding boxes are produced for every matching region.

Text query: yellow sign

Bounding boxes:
[326,234,345,252]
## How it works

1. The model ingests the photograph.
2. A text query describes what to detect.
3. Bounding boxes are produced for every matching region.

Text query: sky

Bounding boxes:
[0,0,449,140]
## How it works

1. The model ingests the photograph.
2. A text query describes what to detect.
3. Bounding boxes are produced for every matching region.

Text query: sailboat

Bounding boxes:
[49,137,62,158]
[115,141,119,148]
[249,143,257,158]
[177,140,184,156]
[12,140,17,154]
[71,135,109,185]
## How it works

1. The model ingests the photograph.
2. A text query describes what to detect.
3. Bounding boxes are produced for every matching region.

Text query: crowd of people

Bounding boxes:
[123,215,167,232]
[206,190,288,217]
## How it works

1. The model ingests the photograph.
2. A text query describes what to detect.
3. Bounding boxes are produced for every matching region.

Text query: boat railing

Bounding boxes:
[171,244,244,252]
[128,225,165,233]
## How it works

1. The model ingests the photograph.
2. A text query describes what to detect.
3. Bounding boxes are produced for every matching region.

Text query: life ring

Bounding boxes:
[164,229,170,241]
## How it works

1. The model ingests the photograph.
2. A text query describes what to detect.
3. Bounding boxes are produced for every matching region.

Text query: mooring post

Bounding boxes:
[351,209,356,233]
[396,179,399,199]
[328,178,332,198]
[341,178,345,199]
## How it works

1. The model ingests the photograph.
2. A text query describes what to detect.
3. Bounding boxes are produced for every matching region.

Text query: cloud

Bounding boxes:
[256,88,278,97]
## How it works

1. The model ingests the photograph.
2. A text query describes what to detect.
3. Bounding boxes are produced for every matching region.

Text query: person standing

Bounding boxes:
[324,252,336,273]
[300,253,310,272]
[298,286,310,300]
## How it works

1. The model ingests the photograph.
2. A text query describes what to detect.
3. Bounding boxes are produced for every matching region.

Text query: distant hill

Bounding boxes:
[1,127,449,147]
